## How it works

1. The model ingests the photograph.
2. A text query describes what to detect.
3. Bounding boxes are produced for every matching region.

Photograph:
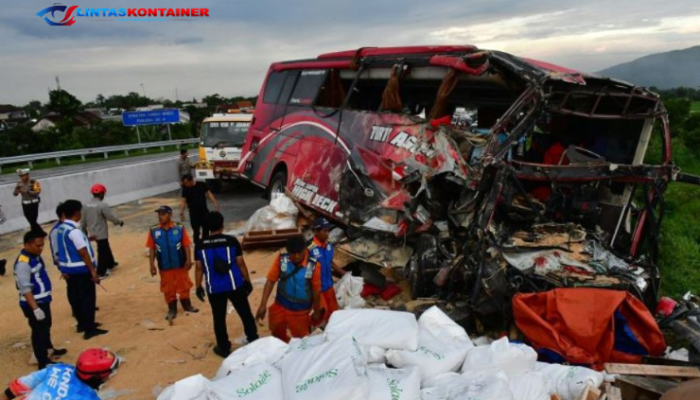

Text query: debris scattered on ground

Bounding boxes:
[158,306,694,400]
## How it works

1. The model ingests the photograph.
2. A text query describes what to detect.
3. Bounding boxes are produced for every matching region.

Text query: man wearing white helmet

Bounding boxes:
[81,184,123,279]
[13,169,42,233]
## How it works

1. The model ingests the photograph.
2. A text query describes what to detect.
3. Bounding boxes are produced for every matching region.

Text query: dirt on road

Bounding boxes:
[0,195,277,399]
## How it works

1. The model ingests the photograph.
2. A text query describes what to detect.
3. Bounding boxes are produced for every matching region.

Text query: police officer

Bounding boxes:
[56,200,108,340]
[194,211,258,358]
[13,169,42,232]
[81,184,124,279]
[255,235,324,342]
[147,205,198,324]
[14,230,67,370]
[0,348,120,400]
[308,217,346,324]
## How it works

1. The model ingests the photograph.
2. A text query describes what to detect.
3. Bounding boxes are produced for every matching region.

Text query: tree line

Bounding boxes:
[1,89,256,158]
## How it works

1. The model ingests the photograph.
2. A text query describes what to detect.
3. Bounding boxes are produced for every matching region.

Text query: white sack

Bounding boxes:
[269,193,299,215]
[386,306,474,382]
[325,309,419,351]
[157,374,210,400]
[509,372,550,400]
[421,371,514,400]
[334,273,366,309]
[281,336,369,400]
[364,346,387,364]
[286,333,327,354]
[245,193,298,232]
[215,336,288,379]
[461,337,537,378]
[533,362,604,400]
[208,362,283,400]
[367,365,421,400]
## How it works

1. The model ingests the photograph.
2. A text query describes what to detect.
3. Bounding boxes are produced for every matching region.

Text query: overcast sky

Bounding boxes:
[1,0,699,105]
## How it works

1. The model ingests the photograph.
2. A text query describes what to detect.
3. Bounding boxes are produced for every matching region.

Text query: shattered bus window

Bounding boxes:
[240,46,700,326]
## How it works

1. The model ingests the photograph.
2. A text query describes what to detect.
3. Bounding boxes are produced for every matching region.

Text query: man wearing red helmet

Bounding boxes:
[0,348,119,400]
[81,184,124,279]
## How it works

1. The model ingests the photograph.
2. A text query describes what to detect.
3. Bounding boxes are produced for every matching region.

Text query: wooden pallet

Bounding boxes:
[604,363,700,378]
[241,227,302,250]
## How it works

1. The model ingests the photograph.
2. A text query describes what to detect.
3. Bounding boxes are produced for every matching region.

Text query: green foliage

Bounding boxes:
[664,98,691,134]
[47,89,82,117]
[647,91,700,297]
[691,101,700,114]
[23,100,44,119]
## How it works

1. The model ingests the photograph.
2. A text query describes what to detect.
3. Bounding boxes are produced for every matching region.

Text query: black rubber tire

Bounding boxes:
[267,170,288,199]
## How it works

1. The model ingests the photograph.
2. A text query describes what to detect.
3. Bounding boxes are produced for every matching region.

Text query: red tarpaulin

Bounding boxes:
[513,288,666,368]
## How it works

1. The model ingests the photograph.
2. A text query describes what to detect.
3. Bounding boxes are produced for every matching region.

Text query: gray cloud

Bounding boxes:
[1,0,699,104]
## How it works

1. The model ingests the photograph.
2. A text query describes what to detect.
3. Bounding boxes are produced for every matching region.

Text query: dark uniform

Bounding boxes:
[14,250,54,368]
[195,234,258,352]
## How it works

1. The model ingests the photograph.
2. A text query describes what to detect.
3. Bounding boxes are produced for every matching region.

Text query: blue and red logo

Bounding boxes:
[36,4,78,26]
[37,4,210,25]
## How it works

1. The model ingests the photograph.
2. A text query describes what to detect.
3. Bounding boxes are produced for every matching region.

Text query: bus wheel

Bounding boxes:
[206,179,222,193]
[267,170,287,199]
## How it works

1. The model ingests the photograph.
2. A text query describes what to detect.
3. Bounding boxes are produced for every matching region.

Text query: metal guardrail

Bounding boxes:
[0,138,199,171]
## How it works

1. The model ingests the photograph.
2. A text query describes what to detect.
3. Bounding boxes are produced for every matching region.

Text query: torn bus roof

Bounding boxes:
[244,45,700,321]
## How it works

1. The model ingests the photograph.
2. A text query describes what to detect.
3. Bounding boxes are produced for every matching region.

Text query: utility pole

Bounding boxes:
[140,83,147,98]
[55,76,61,90]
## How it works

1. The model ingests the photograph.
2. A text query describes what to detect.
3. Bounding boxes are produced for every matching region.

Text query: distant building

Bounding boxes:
[31,111,102,132]
[215,101,254,114]
[135,105,164,111]
[182,102,208,109]
[0,104,28,121]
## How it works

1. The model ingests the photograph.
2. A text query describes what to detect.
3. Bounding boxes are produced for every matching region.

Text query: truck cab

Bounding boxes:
[195,113,253,189]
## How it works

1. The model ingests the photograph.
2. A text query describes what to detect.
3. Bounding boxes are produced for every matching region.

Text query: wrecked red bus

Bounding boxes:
[240,46,699,318]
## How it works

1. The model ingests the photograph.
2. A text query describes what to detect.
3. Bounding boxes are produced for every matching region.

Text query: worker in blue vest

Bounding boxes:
[56,200,108,340]
[194,211,258,358]
[256,235,324,342]
[0,348,120,400]
[147,205,198,324]
[14,229,67,370]
[308,217,346,324]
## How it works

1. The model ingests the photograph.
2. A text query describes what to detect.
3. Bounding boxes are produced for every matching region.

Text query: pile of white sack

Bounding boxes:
[244,193,299,233]
[157,307,604,400]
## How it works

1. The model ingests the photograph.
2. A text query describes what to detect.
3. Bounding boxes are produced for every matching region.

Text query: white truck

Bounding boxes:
[194,113,252,191]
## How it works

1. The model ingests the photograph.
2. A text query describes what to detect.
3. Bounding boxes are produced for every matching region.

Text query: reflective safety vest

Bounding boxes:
[49,221,62,267]
[56,221,95,275]
[14,250,52,306]
[150,223,186,270]
[275,253,317,311]
[13,364,100,400]
[199,235,245,294]
[308,239,334,292]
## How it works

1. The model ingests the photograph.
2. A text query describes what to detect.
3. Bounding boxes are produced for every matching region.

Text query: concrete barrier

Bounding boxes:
[0,156,184,235]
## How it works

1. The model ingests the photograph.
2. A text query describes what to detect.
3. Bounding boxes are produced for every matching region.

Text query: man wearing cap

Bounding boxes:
[13,169,42,232]
[56,200,108,340]
[194,211,258,358]
[147,205,198,323]
[308,217,346,324]
[255,235,324,342]
[82,184,124,279]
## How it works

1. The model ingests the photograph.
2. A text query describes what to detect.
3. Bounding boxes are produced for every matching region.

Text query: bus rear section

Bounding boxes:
[195,113,252,190]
